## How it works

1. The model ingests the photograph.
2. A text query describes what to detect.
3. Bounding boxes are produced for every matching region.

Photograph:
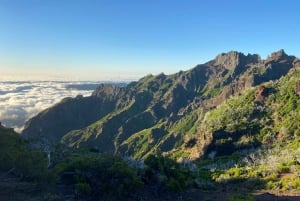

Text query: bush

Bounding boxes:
[280,176,300,190]
[277,163,290,173]
[75,181,92,195]
[58,153,143,199]
[144,154,195,191]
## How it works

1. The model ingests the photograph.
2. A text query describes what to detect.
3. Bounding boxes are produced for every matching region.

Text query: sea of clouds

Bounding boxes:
[0,81,103,132]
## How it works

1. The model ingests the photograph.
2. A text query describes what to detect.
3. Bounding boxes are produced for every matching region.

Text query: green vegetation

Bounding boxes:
[143,154,196,192]
[188,70,300,191]
[120,123,166,158]
[170,110,199,137]
[0,125,49,181]
[55,152,143,199]
[203,88,257,133]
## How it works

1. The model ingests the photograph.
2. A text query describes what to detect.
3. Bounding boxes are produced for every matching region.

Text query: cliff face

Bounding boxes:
[22,50,298,159]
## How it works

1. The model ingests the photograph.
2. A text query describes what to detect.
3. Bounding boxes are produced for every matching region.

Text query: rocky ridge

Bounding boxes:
[22,50,298,160]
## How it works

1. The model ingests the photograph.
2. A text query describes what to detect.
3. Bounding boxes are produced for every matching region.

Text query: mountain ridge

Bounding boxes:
[22,49,299,160]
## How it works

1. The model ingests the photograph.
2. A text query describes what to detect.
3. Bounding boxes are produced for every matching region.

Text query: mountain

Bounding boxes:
[22,50,299,160]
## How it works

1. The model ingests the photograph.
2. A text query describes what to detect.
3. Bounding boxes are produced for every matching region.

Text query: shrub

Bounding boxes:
[144,154,195,191]
[75,181,92,195]
[165,177,183,192]
[58,153,143,199]
[277,163,290,173]
[280,176,300,190]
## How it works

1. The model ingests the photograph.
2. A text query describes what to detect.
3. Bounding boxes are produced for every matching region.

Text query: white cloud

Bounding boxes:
[0,81,100,132]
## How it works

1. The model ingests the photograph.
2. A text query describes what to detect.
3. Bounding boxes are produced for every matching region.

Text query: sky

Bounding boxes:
[1,0,300,81]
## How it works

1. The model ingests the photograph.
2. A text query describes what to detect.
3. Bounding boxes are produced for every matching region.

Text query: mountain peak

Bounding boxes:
[92,84,121,98]
[271,49,286,56]
[267,49,288,61]
[214,51,260,70]
[215,51,242,69]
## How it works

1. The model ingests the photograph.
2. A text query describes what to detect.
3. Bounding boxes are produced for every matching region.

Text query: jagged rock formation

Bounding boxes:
[255,85,268,102]
[22,50,299,159]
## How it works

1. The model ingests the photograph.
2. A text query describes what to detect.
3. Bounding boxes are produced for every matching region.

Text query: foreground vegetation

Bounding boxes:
[1,122,299,200]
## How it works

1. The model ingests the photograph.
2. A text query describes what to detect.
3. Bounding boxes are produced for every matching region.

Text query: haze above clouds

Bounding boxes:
[0,81,102,132]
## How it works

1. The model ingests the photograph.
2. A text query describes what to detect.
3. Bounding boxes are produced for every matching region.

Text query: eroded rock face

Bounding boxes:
[214,51,261,72]
[215,51,242,70]
[215,51,260,70]
[266,49,289,62]
[92,84,122,98]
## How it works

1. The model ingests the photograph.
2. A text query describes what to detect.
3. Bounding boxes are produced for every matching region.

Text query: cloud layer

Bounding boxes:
[0,81,101,132]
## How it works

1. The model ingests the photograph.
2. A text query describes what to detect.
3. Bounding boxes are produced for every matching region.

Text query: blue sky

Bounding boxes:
[1,0,300,81]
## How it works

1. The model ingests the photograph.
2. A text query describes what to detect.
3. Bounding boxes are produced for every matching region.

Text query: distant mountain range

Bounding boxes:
[22,49,300,160]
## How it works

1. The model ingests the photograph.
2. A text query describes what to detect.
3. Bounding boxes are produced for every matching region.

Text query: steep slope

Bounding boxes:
[192,66,300,193]
[22,50,298,159]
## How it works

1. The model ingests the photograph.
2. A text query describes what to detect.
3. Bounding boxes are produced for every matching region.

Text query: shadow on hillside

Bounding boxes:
[205,127,262,157]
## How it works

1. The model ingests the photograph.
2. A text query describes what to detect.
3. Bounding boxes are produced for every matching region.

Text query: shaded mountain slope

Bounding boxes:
[22,85,133,143]
[22,50,298,159]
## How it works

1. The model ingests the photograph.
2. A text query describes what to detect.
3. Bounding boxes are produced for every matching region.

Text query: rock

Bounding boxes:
[268,49,288,61]
[295,83,300,97]
[215,51,243,70]
[265,49,296,66]
[92,84,122,98]
[255,85,268,102]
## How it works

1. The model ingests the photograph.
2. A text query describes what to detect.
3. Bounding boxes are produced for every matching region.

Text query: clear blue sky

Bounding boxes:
[1,0,300,81]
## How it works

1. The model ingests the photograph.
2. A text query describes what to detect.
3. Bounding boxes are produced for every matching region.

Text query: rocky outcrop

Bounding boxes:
[266,49,290,62]
[255,86,268,102]
[295,83,300,97]
[214,51,261,77]
[92,84,122,98]
[214,51,260,70]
